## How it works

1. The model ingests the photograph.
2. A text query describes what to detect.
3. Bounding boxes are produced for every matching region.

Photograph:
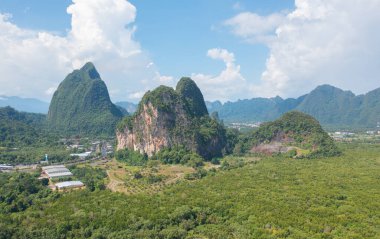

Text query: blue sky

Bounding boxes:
[129,0,294,79]
[0,0,379,102]
[0,0,294,79]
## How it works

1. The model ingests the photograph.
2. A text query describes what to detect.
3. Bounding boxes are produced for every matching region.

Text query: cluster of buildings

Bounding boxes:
[63,139,114,159]
[365,130,380,135]
[41,165,84,190]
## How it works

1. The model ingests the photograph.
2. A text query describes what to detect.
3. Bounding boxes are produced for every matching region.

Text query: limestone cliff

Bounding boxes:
[117,78,226,159]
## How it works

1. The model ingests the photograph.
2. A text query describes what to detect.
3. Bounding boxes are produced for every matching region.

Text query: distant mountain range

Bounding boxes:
[0,96,49,114]
[207,85,380,129]
[115,101,137,114]
[2,82,380,130]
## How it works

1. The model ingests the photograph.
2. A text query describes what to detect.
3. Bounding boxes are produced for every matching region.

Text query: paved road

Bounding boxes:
[11,157,108,172]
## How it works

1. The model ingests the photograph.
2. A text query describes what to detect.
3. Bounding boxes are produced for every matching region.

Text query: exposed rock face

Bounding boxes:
[117,78,226,159]
[250,142,295,155]
[47,62,123,136]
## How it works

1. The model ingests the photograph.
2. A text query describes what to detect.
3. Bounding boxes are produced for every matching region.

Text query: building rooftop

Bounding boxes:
[42,165,73,178]
[0,164,13,169]
[47,171,73,178]
[55,181,84,189]
[42,165,66,170]
[70,151,92,158]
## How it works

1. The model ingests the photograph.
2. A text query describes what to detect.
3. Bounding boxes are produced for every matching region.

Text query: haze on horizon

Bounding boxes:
[0,0,379,103]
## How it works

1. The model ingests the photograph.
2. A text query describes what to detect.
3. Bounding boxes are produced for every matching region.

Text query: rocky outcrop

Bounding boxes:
[246,111,341,157]
[117,78,226,159]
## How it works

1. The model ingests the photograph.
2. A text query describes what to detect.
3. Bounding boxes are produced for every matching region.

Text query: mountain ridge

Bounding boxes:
[0,96,49,114]
[207,84,380,129]
[47,62,123,136]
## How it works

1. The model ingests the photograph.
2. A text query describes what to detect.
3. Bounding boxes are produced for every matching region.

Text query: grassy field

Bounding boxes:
[93,159,197,195]
[2,143,380,238]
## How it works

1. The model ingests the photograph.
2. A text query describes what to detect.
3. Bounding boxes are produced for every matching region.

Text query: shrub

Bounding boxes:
[115,148,148,166]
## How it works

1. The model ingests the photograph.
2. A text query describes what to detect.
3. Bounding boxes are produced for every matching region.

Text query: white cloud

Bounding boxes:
[128,91,145,100]
[0,0,156,102]
[224,12,285,43]
[45,87,57,96]
[192,48,248,102]
[226,0,380,98]
[156,75,174,85]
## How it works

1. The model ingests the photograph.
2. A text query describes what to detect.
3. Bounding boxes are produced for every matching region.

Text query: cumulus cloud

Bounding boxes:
[128,91,145,100]
[0,0,156,101]
[226,0,380,98]
[192,48,248,102]
[224,12,285,43]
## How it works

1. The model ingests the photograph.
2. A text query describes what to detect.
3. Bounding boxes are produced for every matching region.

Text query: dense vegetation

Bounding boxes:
[115,146,204,168]
[47,62,123,136]
[0,173,55,214]
[235,111,341,157]
[69,166,108,191]
[176,77,209,117]
[0,106,72,164]
[0,146,71,165]
[152,146,204,167]
[0,143,379,238]
[208,84,380,129]
[115,148,148,166]
[0,106,47,147]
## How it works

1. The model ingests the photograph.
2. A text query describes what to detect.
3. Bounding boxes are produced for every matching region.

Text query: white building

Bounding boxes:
[42,165,73,179]
[0,164,13,171]
[55,181,84,190]
[70,151,92,159]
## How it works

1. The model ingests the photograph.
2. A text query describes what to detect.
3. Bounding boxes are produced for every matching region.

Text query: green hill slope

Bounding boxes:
[239,111,340,157]
[176,77,209,117]
[0,106,46,147]
[0,107,39,147]
[47,62,123,136]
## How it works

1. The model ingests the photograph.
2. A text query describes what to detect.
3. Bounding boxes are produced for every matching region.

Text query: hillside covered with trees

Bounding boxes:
[235,111,341,158]
[47,62,124,136]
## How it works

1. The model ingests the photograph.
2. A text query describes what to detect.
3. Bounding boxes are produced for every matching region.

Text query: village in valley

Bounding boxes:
[0,138,114,191]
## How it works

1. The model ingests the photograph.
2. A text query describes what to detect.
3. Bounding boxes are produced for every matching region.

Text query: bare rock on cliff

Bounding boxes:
[117,78,226,160]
